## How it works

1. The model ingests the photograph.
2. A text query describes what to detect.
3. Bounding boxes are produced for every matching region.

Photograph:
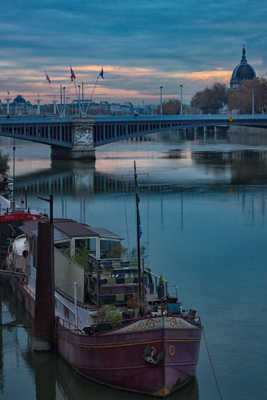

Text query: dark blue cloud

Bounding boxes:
[0,0,266,99]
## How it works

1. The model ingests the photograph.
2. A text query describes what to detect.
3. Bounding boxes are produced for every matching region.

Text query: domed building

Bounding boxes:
[230,47,256,89]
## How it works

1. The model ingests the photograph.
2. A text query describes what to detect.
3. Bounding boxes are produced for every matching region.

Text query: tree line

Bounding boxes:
[157,78,267,115]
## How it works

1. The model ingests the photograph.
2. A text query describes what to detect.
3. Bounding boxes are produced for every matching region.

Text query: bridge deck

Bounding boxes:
[0,114,266,150]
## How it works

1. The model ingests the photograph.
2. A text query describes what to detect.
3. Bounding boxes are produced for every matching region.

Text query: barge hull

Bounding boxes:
[9,277,201,397]
[56,322,201,397]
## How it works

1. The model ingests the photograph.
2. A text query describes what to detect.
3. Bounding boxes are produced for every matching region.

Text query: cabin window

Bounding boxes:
[100,240,122,259]
[75,238,96,257]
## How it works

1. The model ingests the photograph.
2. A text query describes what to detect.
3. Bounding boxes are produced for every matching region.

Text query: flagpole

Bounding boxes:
[85,68,104,114]
[60,85,62,115]
[85,76,98,114]
[134,160,143,315]
[78,85,81,117]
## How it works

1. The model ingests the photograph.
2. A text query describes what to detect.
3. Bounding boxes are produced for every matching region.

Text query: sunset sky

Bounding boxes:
[1,0,266,105]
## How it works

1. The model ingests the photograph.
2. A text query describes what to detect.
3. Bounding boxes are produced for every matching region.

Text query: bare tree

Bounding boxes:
[191,83,229,114]
[228,78,267,114]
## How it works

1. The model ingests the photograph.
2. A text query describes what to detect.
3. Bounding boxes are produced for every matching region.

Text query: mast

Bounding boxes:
[134,161,143,314]
[12,127,16,211]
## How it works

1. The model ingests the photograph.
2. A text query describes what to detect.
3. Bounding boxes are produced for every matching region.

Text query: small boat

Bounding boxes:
[0,208,42,223]
[0,136,42,225]
[0,196,42,269]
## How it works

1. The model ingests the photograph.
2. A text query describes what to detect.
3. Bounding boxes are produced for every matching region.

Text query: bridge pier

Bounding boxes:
[52,118,96,161]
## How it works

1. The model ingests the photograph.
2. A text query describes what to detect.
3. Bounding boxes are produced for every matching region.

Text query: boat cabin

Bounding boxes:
[19,218,124,303]
[51,219,123,260]
[12,218,172,315]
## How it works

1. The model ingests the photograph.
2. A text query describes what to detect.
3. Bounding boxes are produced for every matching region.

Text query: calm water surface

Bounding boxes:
[1,132,267,400]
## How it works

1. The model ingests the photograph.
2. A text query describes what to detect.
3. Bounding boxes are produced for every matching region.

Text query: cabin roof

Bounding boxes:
[20,218,122,240]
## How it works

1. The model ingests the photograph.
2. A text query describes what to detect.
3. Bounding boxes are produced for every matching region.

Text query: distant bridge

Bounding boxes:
[0,114,267,160]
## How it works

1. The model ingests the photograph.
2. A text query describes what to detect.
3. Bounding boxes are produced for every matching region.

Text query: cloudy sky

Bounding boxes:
[1,0,267,104]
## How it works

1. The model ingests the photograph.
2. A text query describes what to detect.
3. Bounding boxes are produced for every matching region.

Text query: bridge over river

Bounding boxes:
[0,114,266,160]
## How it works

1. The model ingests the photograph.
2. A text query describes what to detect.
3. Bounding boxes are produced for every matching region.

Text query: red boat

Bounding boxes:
[0,210,41,223]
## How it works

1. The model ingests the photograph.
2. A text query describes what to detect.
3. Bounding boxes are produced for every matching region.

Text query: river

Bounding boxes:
[1,129,267,400]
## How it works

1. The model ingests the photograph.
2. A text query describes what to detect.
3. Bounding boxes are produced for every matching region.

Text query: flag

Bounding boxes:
[70,66,76,81]
[98,67,104,79]
[46,74,51,84]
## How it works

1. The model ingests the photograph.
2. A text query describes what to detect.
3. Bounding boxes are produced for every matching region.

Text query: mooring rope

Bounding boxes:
[203,327,224,400]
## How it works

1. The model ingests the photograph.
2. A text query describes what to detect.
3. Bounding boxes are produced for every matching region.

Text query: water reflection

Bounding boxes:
[24,353,199,400]
[2,136,267,400]
[14,148,267,199]
[192,149,267,184]
[0,283,199,400]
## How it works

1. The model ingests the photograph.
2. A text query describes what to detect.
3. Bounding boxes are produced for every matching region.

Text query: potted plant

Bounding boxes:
[157,275,165,299]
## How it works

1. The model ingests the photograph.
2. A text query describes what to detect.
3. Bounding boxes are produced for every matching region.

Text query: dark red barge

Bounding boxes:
[5,218,202,397]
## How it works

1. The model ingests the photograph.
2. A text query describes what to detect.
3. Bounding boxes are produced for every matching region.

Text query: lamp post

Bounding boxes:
[160,86,163,117]
[63,87,66,117]
[179,84,183,114]
[60,84,62,114]
[78,85,81,117]
[251,87,255,115]
[36,99,41,115]
[82,82,84,114]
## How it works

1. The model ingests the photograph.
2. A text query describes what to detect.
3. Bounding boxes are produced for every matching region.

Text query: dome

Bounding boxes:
[230,47,256,89]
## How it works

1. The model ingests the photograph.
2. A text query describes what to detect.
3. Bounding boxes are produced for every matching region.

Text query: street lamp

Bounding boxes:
[78,85,81,117]
[179,84,183,114]
[5,96,11,116]
[251,87,255,115]
[160,86,163,117]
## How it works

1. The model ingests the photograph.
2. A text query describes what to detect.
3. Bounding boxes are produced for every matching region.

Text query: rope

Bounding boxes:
[203,327,224,400]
